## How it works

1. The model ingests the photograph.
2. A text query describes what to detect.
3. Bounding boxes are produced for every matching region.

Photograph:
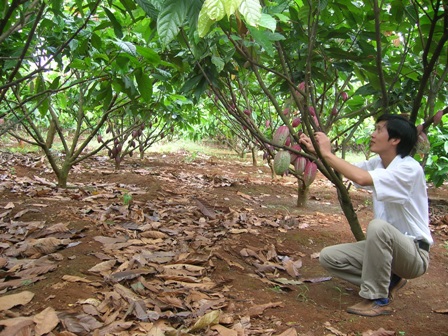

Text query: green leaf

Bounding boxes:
[35,75,49,117]
[90,33,102,50]
[239,0,262,26]
[157,0,188,46]
[49,76,60,90]
[202,0,225,21]
[211,55,225,72]
[258,13,277,32]
[135,69,153,102]
[198,9,215,37]
[136,46,160,64]
[135,0,159,19]
[119,0,137,18]
[103,7,123,38]
[69,59,88,70]
[224,0,242,17]
[114,40,138,57]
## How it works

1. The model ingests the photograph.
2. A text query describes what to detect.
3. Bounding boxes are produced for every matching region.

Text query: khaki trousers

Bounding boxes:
[319,219,430,300]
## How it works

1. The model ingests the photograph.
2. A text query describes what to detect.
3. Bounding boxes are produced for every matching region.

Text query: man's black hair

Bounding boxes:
[376,114,417,158]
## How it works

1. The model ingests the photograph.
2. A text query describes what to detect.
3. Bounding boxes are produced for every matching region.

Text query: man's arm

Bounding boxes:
[300,132,373,186]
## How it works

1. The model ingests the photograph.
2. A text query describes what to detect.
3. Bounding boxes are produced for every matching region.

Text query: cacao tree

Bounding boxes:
[145,0,448,241]
[0,0,192,186]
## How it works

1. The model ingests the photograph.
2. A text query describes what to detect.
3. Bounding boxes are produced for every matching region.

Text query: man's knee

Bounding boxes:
[366,219,389,238]
[319,246,333,269]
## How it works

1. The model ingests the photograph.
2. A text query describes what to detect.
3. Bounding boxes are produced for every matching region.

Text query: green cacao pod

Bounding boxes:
[274,150,291,175]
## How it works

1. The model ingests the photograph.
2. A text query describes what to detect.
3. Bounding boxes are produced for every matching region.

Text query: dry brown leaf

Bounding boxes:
[0,291,34,311]
[156,295,184,309]
[109,268,156,282]
[98,321,133,335]
[0,317,34,336]
[157,274,200,282]
[0,276,45,291]
[33,306,59,336]
[211,324,238,336]
[140,230,168,239]
[163,264,205,276]
[282,257,302,278]
[29,237,64,254]
[324,322,346,336]
[433,308,448,314]
[62,275,92,283]
[276,328,298,336]
[88,259,116,273]
[58,311,103,333]
[13,208,40,219]
[194,198,217,219]
[362,328,395,336]
[0,316,34,330]
[188,310,221,332]
[247,301,284,317]
[4,202,15,209]
[15,264,57,278]
[165,279,217,290]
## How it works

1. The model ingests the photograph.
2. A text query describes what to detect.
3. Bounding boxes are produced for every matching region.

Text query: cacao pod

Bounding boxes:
[331,108,338,116]
[243,109,251,115]
[289,144,302,163]
[303,161,317,187]
[285,136,291,147]
[294,156,307,175]
[273,126,290,146]
[308,106,316,116]
[292,117,301,128]
[111,147,118,157]
[273,150,291,175]
[341,92,348,101]
[297,82,305,92]
[283,108,290,116]
[97,135,103,143]
[434,110,443,126]
[416,132,430,156]
[265,120,271,128]
[416,124,424,134]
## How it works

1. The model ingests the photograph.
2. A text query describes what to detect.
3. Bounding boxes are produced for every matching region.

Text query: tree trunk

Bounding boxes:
[337,187,365,241]
[251,147,257,166]
[45,119,57,149]
[56,163,70,188]
[296,179,308,207]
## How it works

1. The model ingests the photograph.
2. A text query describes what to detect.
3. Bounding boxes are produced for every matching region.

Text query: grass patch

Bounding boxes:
[149,139,250,160]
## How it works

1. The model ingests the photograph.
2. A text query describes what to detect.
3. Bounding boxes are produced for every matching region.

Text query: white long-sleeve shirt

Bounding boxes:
[355,155,433,245]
